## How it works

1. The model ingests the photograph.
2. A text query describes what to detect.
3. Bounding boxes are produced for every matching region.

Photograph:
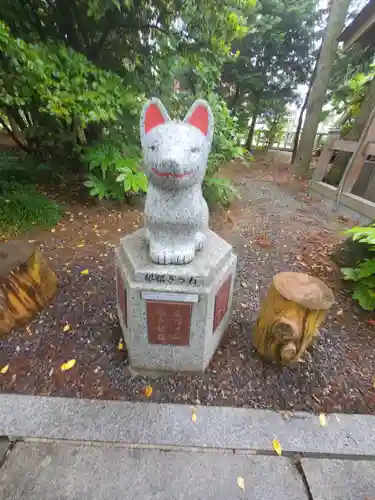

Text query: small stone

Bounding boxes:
[240,303,249,309]
[241,281,248,288]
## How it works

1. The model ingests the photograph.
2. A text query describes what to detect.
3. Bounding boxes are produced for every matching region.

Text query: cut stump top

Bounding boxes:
[273,272,335,310]
[0,241,35,278]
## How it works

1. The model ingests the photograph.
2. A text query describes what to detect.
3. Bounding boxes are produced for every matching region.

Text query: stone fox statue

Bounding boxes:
[140,98,214,265]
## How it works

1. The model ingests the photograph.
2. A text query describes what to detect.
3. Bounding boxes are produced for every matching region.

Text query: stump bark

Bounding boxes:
[0,241,57,335]
[253,272,334,365]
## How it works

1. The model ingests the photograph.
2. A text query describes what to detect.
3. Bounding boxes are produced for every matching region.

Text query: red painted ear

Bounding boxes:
[144,103,167,134]
[186,105,209,136]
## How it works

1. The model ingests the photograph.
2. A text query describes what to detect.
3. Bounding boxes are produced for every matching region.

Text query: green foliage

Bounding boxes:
[203,176,240,208]
[82,140,147,200]
[341,225,375,311]
[328,44,375,135]
[0,181,62,236]
[0,151,63,235]
[222,0,320,148]
[0,21,138,160]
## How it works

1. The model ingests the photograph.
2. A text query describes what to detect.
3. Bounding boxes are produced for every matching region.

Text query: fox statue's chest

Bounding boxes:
[145,185,203,224]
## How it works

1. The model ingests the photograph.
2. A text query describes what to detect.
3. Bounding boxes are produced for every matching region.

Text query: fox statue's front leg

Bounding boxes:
[145,185,204,265]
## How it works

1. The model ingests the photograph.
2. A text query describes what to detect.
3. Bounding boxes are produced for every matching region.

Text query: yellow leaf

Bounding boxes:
[0,364,9,374]
[63,324,71,332]
[60,359,76,372]
[191,408,197,423]
[237,476,245,491]
[77,243,85,248]
[144,385,153,397]
[319,413,327,427]
[272,439,282,456]
[80,269,89,275]
[117,340,124,351]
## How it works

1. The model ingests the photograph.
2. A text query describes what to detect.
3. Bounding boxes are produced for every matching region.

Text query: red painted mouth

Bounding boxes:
[152,168,193,179]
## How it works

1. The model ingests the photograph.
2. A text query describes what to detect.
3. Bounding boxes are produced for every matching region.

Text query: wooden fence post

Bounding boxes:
[311,129,340,182]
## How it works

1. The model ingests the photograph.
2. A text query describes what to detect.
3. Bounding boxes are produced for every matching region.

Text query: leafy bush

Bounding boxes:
[0,151,62,185]
[341,224,375,311]
[82,140,147,200]
[203,176,240,208]
[0,181,63,236]
[0,21,138,161]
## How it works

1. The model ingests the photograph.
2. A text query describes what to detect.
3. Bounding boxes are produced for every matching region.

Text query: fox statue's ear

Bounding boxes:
[184,100,214,144]
[140,98,170,146]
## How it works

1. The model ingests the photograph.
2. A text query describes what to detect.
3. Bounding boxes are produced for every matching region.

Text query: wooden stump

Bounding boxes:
[0,241,57,335]
[253,272,334,365]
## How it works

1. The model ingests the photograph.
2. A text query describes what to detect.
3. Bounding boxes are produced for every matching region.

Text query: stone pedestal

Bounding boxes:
[115,229,237,375]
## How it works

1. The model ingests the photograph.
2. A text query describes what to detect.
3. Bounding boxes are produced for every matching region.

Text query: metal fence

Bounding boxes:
[252,130,328,152]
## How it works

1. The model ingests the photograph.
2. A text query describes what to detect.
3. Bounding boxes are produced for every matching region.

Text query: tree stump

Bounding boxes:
[253,272,334,365]
[0,241,57,335]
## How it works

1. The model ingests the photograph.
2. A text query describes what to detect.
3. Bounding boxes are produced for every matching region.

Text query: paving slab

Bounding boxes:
[0,442,307,500]
[0,439,10,462]
[1,394,375,456]
[301,458,375,500]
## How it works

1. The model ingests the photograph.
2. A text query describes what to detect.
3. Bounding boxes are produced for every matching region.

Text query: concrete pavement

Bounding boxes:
[0,394,374,499]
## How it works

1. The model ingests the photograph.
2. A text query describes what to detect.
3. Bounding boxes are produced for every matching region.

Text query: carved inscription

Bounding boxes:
[144,273,203,286]
[213,275,232,333]
[116,269,127,327]
[147,301,192,346]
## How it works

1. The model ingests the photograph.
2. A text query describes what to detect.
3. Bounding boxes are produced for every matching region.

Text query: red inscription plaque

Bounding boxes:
[116,269,127,327]
[213,275,232,333]
[147,301,192,346]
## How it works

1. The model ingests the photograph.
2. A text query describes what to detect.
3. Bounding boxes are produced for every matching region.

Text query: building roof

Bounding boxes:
[338,0,375,50]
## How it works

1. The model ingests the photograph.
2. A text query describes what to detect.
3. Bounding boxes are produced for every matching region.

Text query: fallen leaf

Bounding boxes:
[368,319,375,326]
[272,439,282,456]
[60,359,76,372]
[144,385,153,397]
[372,376,375,390]
[255,236,273,248]
[117,340,125,351]
[336,309,343,316]
[63,324,71,332]
[80,269,89,275]
[319,413,327,427]
[191,408,197,423]
[0,364,9,374]
[77,243,85,248]
[237,476,245,491]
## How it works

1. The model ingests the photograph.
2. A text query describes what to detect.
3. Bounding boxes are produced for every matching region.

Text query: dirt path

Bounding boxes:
[1,153,374,413]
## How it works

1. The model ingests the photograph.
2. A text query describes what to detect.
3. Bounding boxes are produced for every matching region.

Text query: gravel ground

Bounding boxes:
[1,152,375,413]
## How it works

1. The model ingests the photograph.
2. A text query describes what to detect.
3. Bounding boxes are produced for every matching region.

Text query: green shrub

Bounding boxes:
[0,181,63,236]
[341,224,375,311]
[203,176,240,208]
[82,139,147,200]
[0,151,62,185]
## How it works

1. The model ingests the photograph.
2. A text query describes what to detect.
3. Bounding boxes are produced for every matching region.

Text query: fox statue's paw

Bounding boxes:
[150,241,195,265]
[195,232,206,251]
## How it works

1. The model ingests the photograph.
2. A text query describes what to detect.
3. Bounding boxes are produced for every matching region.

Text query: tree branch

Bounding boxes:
[0,116,34,153]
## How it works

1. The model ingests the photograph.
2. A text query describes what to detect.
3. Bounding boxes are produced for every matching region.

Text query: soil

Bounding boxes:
[1,151,374,414]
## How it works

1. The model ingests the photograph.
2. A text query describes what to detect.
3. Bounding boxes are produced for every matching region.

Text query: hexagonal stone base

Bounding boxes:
[115,229,237,374]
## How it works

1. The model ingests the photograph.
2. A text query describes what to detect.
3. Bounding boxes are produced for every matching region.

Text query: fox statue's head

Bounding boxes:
[140,98,214,189]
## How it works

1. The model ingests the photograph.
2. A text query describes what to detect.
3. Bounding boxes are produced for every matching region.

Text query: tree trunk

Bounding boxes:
[246,99,261,151]
[291,76,313,163]
[0,242,57,335]
[325,76,375,185]
[253,272,334,365]
[293,0,350,175]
